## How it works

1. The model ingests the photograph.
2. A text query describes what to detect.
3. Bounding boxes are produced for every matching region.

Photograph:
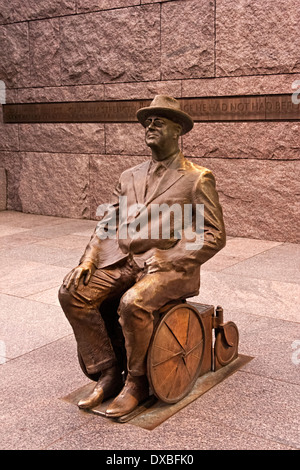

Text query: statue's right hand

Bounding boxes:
[63,261,96,290]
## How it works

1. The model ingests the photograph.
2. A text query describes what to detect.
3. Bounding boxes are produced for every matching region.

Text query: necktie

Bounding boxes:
[144,162,166,199]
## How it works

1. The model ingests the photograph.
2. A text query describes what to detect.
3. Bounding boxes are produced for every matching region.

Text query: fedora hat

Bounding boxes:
[136,95,194,135]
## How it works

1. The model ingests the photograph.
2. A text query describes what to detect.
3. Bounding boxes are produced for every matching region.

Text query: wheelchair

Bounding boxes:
[78,298,239,405]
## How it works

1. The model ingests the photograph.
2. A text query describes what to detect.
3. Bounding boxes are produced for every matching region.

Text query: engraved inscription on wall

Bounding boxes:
[3,95,300,123]
[181,95,300,121]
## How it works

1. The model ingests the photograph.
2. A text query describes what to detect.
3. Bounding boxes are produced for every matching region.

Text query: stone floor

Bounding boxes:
[0,210,299,450]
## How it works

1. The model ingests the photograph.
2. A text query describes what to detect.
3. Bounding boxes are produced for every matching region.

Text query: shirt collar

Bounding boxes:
[150,150,181,169]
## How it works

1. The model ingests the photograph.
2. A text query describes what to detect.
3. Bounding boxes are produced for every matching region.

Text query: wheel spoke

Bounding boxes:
[185,339,203,357]
[158,361,180,394]
[185,311,191,348]
[166,363,179,398]
[164,321,185,350]
[155,344,182,355]
[152,350,182,368]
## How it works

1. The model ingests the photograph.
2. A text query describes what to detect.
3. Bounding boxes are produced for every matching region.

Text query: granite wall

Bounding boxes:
[0,0,299,242]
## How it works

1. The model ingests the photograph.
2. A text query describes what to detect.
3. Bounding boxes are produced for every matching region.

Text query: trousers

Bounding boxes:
[59,256,194,377]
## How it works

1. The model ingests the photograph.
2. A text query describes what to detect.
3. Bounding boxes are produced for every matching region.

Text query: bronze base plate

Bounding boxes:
[62,354,253,430]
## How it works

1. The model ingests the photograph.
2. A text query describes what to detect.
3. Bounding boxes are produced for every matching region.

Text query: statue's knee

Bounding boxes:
[58,284,75,310]
[118,290,135,318]
[118,289,152,327]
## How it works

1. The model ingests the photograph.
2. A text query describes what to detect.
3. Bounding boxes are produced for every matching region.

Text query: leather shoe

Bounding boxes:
[78,365,123,409]
[105,374,149,418]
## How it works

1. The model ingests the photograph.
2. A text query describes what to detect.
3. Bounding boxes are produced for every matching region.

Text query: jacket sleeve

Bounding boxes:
[160,169,226,271]
[79,181,121,267]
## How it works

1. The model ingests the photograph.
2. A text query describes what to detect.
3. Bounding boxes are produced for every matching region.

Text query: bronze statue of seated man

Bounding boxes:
[58,95,226,418]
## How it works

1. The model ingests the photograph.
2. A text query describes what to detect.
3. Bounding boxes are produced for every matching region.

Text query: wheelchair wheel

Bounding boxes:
[214,321,239,367]
[147,303,205,404]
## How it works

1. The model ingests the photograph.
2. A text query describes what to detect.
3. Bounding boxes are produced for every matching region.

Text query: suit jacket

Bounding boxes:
[80,152,226,293]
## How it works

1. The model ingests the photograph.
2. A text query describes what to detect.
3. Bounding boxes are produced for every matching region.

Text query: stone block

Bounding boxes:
[4,88,18,104]
[189,157,300,243]
[77,0,140,13]
[60,5,161,85]
[183,122,300,160]
[0,152,23,211]
[105,123,150,156]
[18,152,90,218]
[216,0,300,76]
[29,19,61,87]
[182,74,299,97]
[0,23,29,88]
[0,107,19,151]
[0,167,6,210]
[19,123,105,154]
[0,0,76,24]
[89,154,148,218]
[161,0,215,79]
[105,80,182,101]
[17,84,105,103]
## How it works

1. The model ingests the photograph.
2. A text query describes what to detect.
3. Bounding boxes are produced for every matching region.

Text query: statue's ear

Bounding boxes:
[174,123,182,139]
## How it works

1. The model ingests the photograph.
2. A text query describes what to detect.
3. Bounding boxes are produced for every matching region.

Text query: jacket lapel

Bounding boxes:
[131,153,187,205]
[145,152,186,205]
[131,161,150,204]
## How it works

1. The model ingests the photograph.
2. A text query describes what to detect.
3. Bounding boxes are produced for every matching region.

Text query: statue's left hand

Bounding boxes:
[63,261,96,290]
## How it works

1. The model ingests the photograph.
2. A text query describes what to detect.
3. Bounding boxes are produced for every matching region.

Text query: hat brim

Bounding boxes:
[136,106,194,136]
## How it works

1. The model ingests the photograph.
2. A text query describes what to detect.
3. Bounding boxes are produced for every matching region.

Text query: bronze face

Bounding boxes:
[145,115,181,147]
[144,114,182,162]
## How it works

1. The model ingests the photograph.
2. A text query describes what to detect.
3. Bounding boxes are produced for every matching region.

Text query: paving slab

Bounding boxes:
[0,293,71,359]
[0,336,94,450]
[220,237,283,258]
[0,259,69,297]
[30,219,97,239]
[0,232,48,249]
[0,224,30,238]
[181,371,300,449]
[0,210,68,228]
[201,253,246,272]
[191,271,299,323]
[220,311,300,385]
[36,234,91,251]
[0,243,80,266]
[221,243,300,283]
[202,237,285,273]
[26,286,63,307]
